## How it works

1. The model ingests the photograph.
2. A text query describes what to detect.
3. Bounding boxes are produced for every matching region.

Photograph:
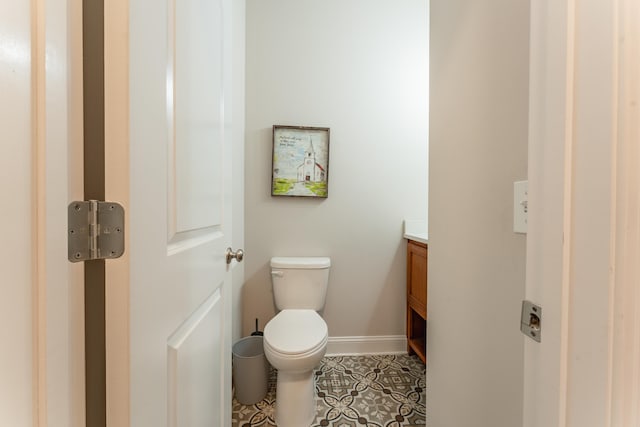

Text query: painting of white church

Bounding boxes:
[272,126,330,198]
[297,141,326,183]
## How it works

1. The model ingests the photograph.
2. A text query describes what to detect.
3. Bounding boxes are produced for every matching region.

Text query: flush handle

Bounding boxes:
[226,247,244,264]
[271,270,284,277]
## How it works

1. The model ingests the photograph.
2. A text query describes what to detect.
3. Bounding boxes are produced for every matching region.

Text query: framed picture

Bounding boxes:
[271,125,330,198]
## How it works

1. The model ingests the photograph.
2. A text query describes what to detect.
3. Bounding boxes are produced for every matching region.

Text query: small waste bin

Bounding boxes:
[232,335,269,405]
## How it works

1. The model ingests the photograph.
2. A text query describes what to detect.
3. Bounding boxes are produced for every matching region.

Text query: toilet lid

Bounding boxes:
[264,310,328,355]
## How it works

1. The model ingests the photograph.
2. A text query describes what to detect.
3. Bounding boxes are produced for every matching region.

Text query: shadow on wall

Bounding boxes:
[364,240,407,335]
[241,237,406,339]
[242,262,277,336]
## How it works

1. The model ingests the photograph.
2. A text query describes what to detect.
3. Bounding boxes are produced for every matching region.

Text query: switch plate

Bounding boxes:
[514,180,528,234]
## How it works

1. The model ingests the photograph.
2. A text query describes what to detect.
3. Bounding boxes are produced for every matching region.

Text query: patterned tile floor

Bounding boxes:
[232,354,426,427]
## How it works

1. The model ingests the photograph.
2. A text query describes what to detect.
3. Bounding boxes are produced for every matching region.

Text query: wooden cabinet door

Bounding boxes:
[407,240,428,317]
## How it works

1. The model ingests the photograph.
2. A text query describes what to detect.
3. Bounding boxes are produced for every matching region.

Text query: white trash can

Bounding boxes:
[232,336,269,405]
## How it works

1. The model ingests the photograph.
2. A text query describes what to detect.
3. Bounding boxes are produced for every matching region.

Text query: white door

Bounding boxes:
[104,0,236,426]
[1,1,84,426]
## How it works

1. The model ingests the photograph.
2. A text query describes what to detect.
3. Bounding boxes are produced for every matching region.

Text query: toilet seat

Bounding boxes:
[264,309,328,355]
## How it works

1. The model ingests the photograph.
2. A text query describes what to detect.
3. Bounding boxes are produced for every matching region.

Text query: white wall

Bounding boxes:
[243,0,429,340]
[427,1,528,426]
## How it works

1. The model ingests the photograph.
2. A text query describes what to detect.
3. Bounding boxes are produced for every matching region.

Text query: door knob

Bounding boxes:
[226,247,244,264]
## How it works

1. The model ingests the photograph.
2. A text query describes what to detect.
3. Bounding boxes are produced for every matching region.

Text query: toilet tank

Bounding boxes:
[270,257,331,311]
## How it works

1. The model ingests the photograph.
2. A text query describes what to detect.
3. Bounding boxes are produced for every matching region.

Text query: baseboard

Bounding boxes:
[325,335,407,356]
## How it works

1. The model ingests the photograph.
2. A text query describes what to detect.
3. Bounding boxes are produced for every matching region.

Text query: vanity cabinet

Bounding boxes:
[406,239,427,363]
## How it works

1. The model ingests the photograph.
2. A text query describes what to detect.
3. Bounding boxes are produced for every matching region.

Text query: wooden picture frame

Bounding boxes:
[271,125,330,198]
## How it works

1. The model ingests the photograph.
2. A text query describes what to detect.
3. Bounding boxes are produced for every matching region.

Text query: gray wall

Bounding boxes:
[243,0,429,339]
[427,1,529,426]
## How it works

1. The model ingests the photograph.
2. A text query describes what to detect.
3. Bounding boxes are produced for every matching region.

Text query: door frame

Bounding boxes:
[607,0,640,422]
[32,0,85,425]
[103,0,130,425]
[524,0,640,425]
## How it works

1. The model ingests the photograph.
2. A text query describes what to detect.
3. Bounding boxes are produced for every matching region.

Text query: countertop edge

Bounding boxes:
[404,232,428,245]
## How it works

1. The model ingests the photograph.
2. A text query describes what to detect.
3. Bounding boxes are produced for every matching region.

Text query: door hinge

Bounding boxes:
[68,200,125,262]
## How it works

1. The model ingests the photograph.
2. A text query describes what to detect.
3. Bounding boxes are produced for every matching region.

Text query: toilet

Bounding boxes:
[263,256,330,427]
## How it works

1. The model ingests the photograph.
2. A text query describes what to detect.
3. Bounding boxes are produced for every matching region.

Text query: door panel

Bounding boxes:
[168,289,224,427]
[172,0,224,234]
[106,0,234,425]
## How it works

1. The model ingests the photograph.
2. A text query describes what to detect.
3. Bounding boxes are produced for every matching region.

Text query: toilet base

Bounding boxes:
[274,369,316,427]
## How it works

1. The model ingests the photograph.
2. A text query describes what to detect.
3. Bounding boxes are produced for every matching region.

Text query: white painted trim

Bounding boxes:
[33,0,47,424]
[524,1,577,424]
[33,0,86,425]
[526,0,640,426]
[104,0,131,426]
[325,336,408,356]
[609,0,640,423]
[558,2,577,425]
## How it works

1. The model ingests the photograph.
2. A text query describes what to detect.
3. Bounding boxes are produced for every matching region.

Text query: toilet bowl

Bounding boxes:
[264,309,328,427]
[264,257,331,427]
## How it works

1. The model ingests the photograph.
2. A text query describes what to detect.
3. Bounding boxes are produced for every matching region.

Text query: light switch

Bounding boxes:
[514,180,528,234]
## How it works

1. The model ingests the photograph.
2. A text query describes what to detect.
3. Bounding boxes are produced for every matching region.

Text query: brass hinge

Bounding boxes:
[68,200,125,262]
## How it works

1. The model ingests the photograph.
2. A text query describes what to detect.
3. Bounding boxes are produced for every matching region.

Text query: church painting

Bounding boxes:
[272,126,330,198]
